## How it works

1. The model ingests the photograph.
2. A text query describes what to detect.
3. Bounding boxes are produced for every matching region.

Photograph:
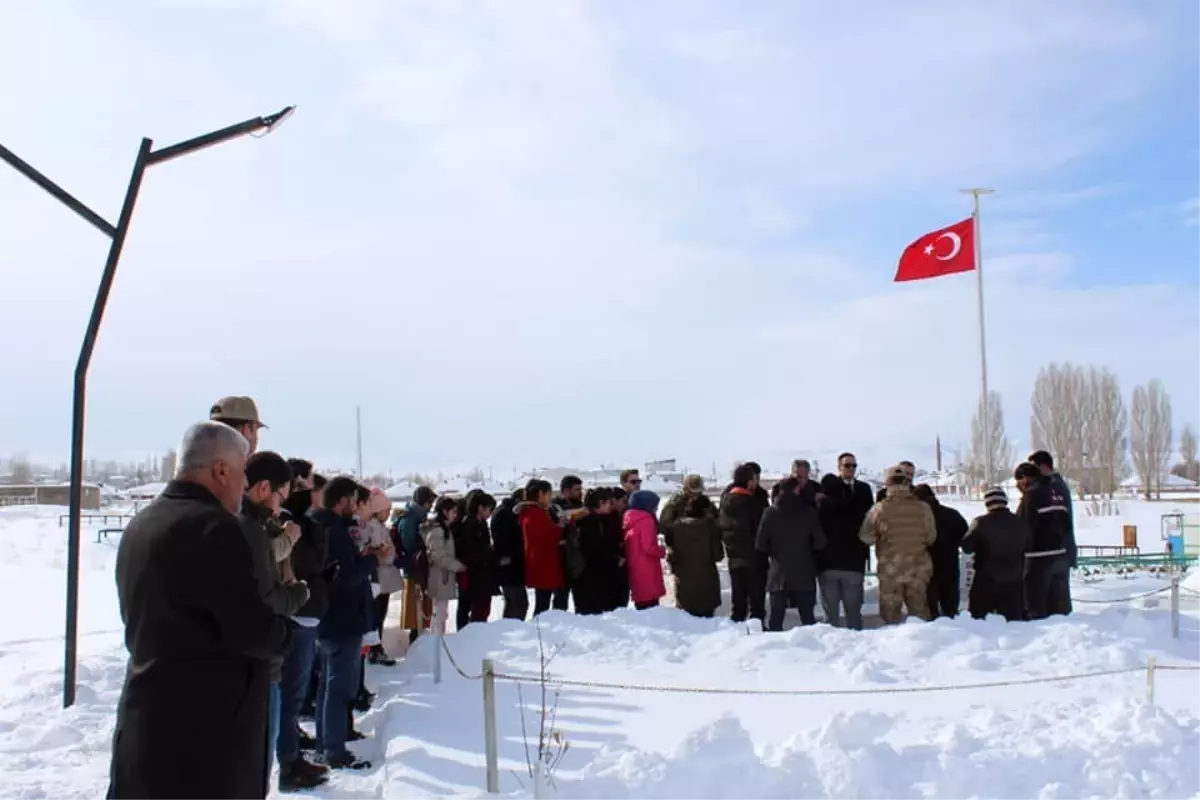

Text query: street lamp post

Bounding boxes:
[0,106,295,708]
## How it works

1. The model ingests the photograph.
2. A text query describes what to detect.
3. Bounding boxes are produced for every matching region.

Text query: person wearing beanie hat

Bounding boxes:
[961,487,1033,621]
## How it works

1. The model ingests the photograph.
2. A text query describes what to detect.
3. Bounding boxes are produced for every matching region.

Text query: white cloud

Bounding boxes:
[1179,197,1200,227]
[0,0,1195,474]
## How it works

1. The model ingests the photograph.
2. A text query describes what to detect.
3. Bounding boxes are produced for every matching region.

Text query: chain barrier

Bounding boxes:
[488,665,1154,695]
[1072,586,1173,604]
[436,636,1198,695]
[1156,664,1200,672]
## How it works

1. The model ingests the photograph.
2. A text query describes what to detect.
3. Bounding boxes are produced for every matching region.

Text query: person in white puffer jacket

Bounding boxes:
[421,496,467,635]
[362,488,401,664]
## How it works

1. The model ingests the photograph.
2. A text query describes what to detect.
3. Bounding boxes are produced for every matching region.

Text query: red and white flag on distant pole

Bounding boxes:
[894,200,996,487]
[893,217,976,282]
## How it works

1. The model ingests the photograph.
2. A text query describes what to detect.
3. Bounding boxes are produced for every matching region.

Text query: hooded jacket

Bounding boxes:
[624,490,666,605]
[421,518,466,602]
[756,491,827,592]
[859,484,936,582]
[663,500,723,616]
[491,496,525,587]
[718,487,765,569]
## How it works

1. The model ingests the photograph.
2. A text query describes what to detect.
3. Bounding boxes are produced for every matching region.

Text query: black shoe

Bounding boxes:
[278,758,329,791]
[298,701,316,721]
[347,727,367,741]
[368,645,397,666]
[353,689,375,713]
[408,629,420,645]
[297,727,318,752]
[322,750,373,771]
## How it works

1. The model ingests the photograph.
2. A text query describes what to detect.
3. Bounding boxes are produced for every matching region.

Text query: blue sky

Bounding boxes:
[0,0,1197,476]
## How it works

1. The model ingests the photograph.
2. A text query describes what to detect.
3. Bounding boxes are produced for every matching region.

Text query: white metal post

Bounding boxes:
[961,187,995,489]
[482,658,500,793]
[1146,655,1156,707]
[1171,574,1180,640]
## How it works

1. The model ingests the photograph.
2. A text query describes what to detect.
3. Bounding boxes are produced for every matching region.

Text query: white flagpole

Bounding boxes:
[960,187,995,490]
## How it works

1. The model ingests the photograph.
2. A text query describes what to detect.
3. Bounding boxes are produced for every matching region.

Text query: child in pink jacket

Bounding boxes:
[624,490,667,610]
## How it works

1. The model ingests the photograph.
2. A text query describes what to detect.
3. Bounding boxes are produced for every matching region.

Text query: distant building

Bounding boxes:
[0,484,101,509]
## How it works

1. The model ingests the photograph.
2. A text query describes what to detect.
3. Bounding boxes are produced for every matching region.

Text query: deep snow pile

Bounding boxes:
[0,504,1198,799]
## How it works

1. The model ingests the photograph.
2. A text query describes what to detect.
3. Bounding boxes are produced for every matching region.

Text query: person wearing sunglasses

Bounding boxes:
[816,453,875,629]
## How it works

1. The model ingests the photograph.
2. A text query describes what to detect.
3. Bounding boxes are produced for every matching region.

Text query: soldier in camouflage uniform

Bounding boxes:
[859,465,937,624]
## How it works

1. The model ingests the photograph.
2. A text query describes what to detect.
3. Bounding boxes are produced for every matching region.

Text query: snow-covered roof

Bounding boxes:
[639,475,682,495]
[383,481,424,501]
[432,477,510,497]
[1121,473,1199,489]
[122,482,166,498]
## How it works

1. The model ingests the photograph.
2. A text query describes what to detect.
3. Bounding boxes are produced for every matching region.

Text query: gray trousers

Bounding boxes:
[819,570,865,630]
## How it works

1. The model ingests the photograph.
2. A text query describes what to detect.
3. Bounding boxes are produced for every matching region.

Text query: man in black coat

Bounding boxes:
[913,484,968,618]
[1015,462,1073,619]
[756,478,826,630]
[109,422,292,800]
[817,453,875,629]
[962,487,1032,620]
[491,488,529,620]
[718,464,768,624]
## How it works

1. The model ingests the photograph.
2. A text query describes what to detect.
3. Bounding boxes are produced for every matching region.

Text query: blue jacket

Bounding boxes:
[399,502,429,575]
[313,508,377,640]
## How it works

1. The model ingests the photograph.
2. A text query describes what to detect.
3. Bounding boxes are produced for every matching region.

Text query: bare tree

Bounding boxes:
[1130,380,1173,499]
[463,466,486,483]
[9,454,32,485]
[1080,367,1127,496]
[1171,424,1199,483]
[968,390,1013,485]
[1030,363,1087,480]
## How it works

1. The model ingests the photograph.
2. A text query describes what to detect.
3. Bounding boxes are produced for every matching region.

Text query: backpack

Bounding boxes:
[390,518,429,590]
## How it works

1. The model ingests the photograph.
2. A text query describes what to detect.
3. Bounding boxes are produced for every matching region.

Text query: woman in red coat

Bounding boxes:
[519,479,568,615]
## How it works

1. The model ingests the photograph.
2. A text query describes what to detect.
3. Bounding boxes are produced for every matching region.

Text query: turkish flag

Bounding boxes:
[894,217,976,282]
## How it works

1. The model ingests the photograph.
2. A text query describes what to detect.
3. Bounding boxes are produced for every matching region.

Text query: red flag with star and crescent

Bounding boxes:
[894,217,976,282]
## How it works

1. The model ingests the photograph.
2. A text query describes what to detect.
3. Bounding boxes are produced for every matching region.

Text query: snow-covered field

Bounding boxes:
[1,500,1198,798]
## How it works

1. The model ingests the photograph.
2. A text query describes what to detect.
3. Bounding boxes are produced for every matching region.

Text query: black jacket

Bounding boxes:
[1048,472,1077,565]
[490,498,524,587]
[314,508,377,640]
[756,492,827,591]
[573,512,625,611]
[663,509,723,616]
[454,517,498,598]
[109,480,291,800]
[963,508,1033,585]
[1016,478,1072,558]
[283,490,330,620]
[718,488,766,569]
[924,498,968,573]
[817,474,874,573]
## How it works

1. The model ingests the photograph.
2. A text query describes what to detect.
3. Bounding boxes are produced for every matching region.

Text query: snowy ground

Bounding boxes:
[1,501,1198,799]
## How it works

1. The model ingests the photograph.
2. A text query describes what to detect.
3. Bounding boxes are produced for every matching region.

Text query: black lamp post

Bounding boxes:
[0,106,295,708]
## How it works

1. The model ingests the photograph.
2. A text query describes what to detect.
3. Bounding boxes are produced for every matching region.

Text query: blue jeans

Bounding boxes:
[316,635,362,758]
[267,682,281,775]
[277,625,319,765]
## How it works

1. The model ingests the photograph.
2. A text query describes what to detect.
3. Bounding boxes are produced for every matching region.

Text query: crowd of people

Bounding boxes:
[105,395,1078,799]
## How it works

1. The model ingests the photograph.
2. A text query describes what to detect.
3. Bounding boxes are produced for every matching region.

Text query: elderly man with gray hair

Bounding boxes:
[108,421,293,800]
